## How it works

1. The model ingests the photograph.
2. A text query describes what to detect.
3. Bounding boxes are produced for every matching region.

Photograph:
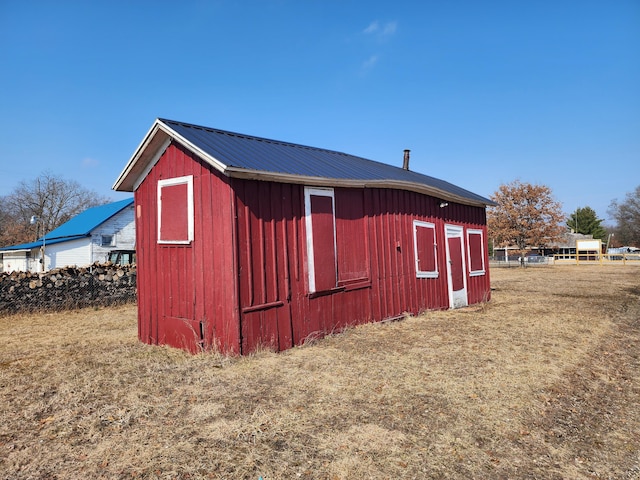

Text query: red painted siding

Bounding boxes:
[135,143,239,353]
[468,231,484,272]
[235,180,295,352]
[448,236,465,291]
[309,194,337,292]
[415,223,437,273]
[158,182,189,241]
[233,180,491,353]
[135,142,491,354]
[335,189,369,284]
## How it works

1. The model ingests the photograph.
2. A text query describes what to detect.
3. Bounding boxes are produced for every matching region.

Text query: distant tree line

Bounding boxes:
[488,181,640,260]
[0,172,111,248]
[4,174,638,253]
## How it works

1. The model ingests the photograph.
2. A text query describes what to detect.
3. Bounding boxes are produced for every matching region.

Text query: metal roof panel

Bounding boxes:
[158,119,493,206]
[0,236,88,252]
[44,198,134,240]
[0,198,133,250]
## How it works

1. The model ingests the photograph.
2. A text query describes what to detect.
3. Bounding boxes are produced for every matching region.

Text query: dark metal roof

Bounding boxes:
[114,118,494,206]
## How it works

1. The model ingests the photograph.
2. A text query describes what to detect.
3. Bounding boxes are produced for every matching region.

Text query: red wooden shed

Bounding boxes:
[113,119,495,354]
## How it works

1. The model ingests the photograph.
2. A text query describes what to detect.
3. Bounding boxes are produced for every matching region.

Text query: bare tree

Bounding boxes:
[608,185,640,247]
[0,172,112,247]
[488,180,565,264]
[0,196,32,246]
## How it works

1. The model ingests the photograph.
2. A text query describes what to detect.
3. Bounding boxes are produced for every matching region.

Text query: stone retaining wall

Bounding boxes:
[0,263,137,316]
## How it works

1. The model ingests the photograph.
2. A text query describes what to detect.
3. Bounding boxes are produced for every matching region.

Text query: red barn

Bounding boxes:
[113,119,495,354]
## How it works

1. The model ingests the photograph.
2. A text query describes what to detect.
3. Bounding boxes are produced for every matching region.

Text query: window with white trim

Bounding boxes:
[304,187,371,294]
[157,175,194,244]
[413,220,438,278]
[304,187,337,293]
[467,228,485,275]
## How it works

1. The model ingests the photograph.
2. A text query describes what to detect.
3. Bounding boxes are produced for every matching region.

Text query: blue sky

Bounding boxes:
[1,1,638,223]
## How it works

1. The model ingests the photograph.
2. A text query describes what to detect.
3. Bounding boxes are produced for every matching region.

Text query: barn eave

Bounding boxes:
[223,167,491,207]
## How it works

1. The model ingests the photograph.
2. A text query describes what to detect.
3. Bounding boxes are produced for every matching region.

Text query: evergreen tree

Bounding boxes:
[566,206,607,240]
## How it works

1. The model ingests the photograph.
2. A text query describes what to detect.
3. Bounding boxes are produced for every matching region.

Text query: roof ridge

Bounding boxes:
[158,118,353,158]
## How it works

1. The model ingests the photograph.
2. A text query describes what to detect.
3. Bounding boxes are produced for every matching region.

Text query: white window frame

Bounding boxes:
[466,228,486,276]
[157,175,194,245]
[304,186,337,293]
[413,220,438,278]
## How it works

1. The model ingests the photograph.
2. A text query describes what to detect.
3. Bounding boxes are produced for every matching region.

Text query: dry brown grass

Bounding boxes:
[1,266,639,479]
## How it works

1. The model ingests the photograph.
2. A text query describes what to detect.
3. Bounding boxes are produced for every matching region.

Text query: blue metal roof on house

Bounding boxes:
[0,198,133,251]
[44,198,133,240]
[114,118,494,207]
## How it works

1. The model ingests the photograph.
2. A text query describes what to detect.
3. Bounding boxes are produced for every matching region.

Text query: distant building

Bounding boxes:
[0,198,134,273]
[492,232,595,261]
[545,232,596,257]
[607,246,640,254]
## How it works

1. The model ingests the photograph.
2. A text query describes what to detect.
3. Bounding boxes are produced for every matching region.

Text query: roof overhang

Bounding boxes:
[113,119,228,192]
[114,119,494,208]
[224,167,491,207]
[0,235,89,253]
[0,248,32,254]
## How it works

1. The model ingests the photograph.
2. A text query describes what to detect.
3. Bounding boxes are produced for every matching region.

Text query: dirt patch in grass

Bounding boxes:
[1,266,639,479]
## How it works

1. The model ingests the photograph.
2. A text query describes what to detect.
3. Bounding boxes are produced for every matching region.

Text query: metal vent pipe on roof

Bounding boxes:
[403,149,410,170]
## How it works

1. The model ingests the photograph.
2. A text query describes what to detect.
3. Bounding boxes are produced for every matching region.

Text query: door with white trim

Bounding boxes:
[445,224,468,308]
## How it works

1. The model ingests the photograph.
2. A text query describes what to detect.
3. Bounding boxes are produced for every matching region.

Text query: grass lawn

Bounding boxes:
[1,266,639,479]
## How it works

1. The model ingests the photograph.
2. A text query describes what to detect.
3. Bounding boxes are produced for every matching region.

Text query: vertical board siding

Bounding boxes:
[335,189,369,283]
[136,146,490,354]
[232,180,489,353]
[135,142,239,353]
[309,194,337,292]
[193,158,208,344]
[235,180,294,352]
[199,151,239,353]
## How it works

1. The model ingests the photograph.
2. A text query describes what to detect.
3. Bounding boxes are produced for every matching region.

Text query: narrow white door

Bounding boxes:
[445,224,468,309]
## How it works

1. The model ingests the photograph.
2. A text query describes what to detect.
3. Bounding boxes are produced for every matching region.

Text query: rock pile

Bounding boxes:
[0,263,137,316]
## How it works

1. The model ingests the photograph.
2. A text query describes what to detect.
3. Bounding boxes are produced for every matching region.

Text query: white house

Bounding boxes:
[0,198,134,273]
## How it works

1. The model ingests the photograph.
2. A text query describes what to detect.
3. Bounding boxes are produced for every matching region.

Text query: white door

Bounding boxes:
[445,224,468,309]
